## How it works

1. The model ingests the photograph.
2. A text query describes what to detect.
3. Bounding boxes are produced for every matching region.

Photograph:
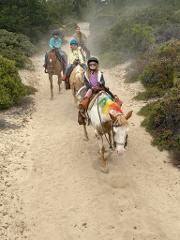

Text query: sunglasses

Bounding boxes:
[89,63,97,67]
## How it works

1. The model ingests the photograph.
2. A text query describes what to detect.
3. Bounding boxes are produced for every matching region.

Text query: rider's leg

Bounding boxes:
[84,89,92,98]
[63,64,74,81]
[55,49,67,73]
[78,89,92,125]
[43,53,48,72]
[43,53,48,67]
[79,89,92,111]
[66,64,74,76]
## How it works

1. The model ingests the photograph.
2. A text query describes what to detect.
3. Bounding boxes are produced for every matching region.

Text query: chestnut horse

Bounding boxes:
[46,49,63,99]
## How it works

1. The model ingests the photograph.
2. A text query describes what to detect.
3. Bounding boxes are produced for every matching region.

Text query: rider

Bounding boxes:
[78,57,122,124]
[63,38,86,86]
[73,25,90,59]
[44,30,66,73]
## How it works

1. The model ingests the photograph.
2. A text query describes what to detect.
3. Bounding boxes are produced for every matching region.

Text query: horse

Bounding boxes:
[46,49,63,99]
[77,90,132,173]
[69,64,85,104]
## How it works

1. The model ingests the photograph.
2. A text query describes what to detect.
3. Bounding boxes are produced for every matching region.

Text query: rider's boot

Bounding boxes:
[62,75,66,81]
[79,97,90,112]
[65,76,70,90]
[78,97,90,125]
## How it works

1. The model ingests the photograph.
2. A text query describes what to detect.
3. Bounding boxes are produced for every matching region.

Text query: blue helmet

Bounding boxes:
[70,38,78,46]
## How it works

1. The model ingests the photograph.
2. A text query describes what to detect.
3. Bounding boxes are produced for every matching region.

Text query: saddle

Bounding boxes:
[65,61,82,90]
[88,91,107,110]
[78,90,107,126]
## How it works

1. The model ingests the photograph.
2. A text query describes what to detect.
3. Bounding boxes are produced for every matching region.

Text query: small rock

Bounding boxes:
[82,222,87,228]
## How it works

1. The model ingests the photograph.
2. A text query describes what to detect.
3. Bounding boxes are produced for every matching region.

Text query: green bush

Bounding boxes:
[132,40,180,99]
[0,29,36,68]
[89,4,180,65]
[139,88,180,151]
[0,56,34,109]
[0,0,51,41]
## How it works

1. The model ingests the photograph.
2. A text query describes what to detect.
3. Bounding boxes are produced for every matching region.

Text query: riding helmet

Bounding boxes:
[70,38,78,46]
[87,57,99,65]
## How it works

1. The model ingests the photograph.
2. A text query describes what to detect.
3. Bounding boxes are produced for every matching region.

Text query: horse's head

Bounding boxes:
[109,111,133,154]
[47,49,57,65]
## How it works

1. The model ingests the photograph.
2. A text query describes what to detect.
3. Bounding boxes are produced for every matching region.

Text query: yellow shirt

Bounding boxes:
[69,47,85,64]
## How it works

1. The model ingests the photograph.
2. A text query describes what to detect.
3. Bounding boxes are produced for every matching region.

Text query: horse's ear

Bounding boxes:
[109,112,116,122]
[125,111,133,120]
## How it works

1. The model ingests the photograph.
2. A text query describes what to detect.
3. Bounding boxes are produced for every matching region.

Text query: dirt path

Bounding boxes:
[1,22,180,240]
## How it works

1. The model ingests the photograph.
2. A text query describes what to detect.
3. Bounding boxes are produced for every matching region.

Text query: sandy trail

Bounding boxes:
[1,22,180,240]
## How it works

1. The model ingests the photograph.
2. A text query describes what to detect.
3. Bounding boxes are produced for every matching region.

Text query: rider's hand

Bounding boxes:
[74,59,79,65]
[92,86,101,93]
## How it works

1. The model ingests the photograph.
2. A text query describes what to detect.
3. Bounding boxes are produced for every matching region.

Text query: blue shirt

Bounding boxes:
[49,37,62,49]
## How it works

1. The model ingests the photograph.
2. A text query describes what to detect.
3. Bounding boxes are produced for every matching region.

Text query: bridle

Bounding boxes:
[112,128,128,149]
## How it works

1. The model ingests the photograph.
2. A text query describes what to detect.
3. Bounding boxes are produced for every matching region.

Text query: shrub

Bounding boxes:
[0,0,51,40]
[139,88,180,151]
[89,4,180,66]
[135,40,180,99]
[0,56,34,109]
[0,29,36,68]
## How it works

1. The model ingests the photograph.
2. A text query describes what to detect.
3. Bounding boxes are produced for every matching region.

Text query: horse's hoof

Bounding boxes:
[100,166,109,174]
[83,137,89,142]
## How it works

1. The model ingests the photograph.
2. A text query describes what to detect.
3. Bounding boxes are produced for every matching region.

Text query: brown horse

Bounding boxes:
[46,49,63,99]
[69,64,85,104]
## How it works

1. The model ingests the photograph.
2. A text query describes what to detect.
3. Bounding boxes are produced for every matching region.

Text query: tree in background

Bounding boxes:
[0,0,51,41]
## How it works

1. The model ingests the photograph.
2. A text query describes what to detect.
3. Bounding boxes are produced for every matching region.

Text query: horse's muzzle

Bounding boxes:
[116,145,126,155]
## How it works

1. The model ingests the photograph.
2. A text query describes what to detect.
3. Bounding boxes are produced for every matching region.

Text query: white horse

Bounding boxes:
[77,90,132,173]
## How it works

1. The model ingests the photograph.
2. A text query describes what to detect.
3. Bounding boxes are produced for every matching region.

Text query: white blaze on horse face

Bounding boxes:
[113,126,128,154]
[49,58,53,63]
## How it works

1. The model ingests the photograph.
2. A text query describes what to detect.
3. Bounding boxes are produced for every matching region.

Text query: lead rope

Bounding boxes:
[97,95,113,148]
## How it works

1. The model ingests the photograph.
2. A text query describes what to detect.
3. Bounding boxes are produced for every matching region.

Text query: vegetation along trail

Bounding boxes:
[1,23,180,240]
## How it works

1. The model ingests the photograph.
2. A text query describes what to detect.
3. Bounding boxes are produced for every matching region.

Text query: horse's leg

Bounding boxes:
[49,75,53,99]
[83,124,89,141]
[108,131,113,150]
[99,136,109,173]
[73,86,77,104]
[58,74,61,93]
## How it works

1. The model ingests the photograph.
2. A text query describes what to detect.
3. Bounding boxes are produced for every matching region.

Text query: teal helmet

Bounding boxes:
[70,38,78,46]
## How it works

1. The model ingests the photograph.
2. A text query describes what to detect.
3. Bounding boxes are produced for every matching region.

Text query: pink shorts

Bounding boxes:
[85,89,92,98]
